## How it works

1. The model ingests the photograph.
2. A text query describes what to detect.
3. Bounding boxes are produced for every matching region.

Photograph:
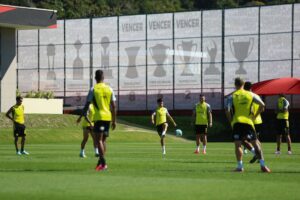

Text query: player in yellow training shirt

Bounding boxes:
[275,94,292,155]
[77,103,99,158]
[225,78,270,173]
[151,98,177,155]
[6,96,29,155]
[192,94,212,154]
[82,70,116,171]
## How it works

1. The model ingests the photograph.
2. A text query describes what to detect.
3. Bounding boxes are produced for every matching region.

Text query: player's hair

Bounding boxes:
[244,81,252,91]
[95,70,104,81]
[200,93,204,97]
[234,77,245,88]
[157,98,163,103]
[16,96,23,101]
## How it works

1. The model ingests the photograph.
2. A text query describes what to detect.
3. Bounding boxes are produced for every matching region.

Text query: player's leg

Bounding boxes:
[275,120,283,154]
[242,140,255,155]
[276,134,282,154]
[80,128,89,157]
[161,135,166,155]
[161,123,168,136]
[14,136,20,155]
[200,134,207,154]
[195,134,200,154]
[234,140,244,171]
[285,126,292,154]
[251,139,271,173]
[90,129,99,156]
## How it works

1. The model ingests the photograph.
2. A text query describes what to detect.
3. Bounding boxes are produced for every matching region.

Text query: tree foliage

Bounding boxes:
[0,0,299,19]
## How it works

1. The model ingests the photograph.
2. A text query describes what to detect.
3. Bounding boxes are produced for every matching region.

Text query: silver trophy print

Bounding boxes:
[73,39,84,80]
[101,36,113,78]
[229,38,254,75]
[125,46,140,79]
[47,43,56,80]
[205,40,220,75]
[149,44,170,77]
[177,40,197,76]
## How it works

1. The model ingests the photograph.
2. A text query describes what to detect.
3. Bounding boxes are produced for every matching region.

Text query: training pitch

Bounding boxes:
[0,114,299,200]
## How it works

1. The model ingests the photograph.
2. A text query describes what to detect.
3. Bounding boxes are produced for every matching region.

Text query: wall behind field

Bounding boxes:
[17,4,300,111]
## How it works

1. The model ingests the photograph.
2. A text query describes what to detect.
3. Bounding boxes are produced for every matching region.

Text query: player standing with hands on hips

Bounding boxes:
[192,94,212,154]
[6,96,29,155]
[151,98,177,155]
[82,70,117,171]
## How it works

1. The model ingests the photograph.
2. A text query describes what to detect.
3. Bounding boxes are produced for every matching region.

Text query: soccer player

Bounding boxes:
[82,70,116,171]
[191,94,212,154]
[77,103,99,158]
[225,77,271,173]
[151,98,177,155]
[6,96,29,155]
[275,94,292,155]
[244,81,263,163]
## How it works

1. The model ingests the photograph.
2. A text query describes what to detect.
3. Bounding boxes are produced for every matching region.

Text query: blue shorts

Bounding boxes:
[94,121,110,137]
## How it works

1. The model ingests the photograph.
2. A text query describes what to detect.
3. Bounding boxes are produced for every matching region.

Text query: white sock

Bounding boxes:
[196,146,200,151]
[162,131,166,136]
[95,148,99,154]
[203,145,206,151]
[162,146,166,152]
[237,161,243,169]
[259,159,265,167]
[250,148,256,155]
[81,149,84,154]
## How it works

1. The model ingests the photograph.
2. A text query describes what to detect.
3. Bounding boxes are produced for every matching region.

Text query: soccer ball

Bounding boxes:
[175,129,183,136]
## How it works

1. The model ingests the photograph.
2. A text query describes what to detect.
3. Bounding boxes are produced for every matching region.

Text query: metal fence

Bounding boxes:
[17,4,300,110]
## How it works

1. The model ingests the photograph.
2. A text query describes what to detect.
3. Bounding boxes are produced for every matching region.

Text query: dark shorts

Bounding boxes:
[195,125,208,135]
[254,124,263,136]
[94,121,110,137]
[232,123,257,141]
[156,122,167,136]
[276,119,289,135]
[14,123,26,137]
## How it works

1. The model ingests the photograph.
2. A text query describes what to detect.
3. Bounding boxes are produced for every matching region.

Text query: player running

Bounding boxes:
[77,103,99,158]
[225,77,271,173]
[82,70,117,171]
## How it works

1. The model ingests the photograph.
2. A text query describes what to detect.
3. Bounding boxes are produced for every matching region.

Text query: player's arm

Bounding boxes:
[82,88,94,117]
[5,107,15,122]
[167,112,177,127]
[207,105,213,127]
[252,94,265,119]
[225,96,233,123]
[76,115,83,124]
[191,109,196,126]
[110,89,117,130]
[151,112,156,125]
[282,99,289,112]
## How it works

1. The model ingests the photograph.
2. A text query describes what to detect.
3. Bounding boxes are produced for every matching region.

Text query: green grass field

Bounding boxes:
[0,114,300,200]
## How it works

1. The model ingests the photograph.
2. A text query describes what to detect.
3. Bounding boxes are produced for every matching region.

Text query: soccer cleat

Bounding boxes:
[21,150,29,155]
[95,164,108,171]
[234,168,244,172]
[249,155,258,164]
[79,153,86,158]
[16,151,21,155]
[287,151,292,155]
[202,150,207,155]
[194,150,199,154]
[275,151,281,155]
[261,166,271,173]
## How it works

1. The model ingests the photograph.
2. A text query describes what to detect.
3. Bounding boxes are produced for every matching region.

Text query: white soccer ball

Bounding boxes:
[175,129,183,136]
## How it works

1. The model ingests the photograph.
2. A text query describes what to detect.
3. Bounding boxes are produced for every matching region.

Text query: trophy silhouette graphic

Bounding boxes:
[101,36,113,78]
[125,46,140,79]
[229,38,254,75]
[47,43,56,80]
[177,40,197,76]
[149,44,170,77]
[205,40,220,75]
[73,39,83,80]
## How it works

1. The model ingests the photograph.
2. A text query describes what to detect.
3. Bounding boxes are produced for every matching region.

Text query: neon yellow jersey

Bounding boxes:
[82,104,95,128]
[155,107,168,126]
[93,83,113,121]
[195,102,210,125]
[232,89,254,128]
[277,97,289,120]
[12,105,25,124]
[252,94,262,124]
